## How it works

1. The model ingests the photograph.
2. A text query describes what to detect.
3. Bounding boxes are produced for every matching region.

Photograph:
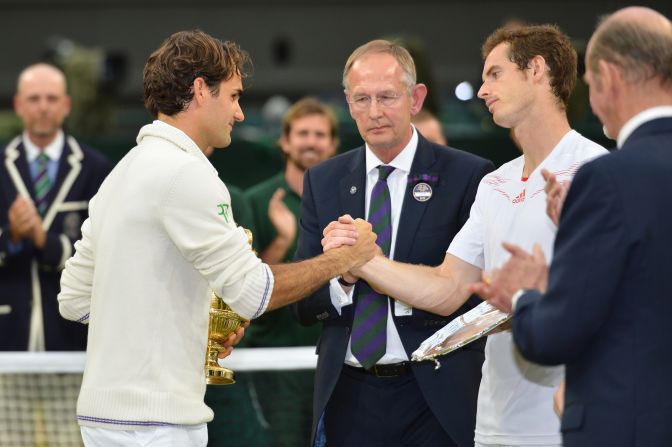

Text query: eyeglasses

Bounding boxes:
[347,92,405,110]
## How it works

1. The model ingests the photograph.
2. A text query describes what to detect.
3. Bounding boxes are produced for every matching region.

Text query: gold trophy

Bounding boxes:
[204,292,246,385]
[204,228,254,385]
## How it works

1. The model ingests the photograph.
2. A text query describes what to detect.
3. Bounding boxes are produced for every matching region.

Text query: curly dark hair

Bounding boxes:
[482,24,577,109]
[143,30,252,118]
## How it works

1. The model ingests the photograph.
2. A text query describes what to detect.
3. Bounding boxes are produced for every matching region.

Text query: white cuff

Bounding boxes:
[511,288,531,311]
[328,278,354,316]
[226,263,274,320]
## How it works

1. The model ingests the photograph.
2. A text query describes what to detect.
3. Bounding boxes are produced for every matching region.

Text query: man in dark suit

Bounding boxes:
[472,7,672,447]
[0,63,111,351]
[322,25,607,447]
[294,40,493,447]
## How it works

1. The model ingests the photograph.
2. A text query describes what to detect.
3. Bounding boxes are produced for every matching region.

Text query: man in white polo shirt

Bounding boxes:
[323,25,607,446]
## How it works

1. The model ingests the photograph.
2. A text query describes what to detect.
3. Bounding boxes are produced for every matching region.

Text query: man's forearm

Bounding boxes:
[357,256,470,316]
[267,247,360,311]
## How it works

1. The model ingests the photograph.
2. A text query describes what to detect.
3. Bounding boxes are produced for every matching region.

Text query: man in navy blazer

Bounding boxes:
[294,40,493,447]
[474,7,672,447]
[0,63,111,351]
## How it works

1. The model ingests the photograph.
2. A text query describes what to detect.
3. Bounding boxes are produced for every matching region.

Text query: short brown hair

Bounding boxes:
[281,97,339,146]
[143,30,252,118]
[342,39,416,91]
[482,24,577,108]
[588,14,672,86]
[411,109,439,125]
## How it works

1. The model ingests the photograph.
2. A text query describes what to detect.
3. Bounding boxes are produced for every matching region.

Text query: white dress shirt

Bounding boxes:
[23,130,64,184]
[329,126,419,366]
[617,106,672,148]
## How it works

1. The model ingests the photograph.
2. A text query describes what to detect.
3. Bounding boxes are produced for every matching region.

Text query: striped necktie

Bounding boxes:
[351,165,395,369]
[34,152,51,216]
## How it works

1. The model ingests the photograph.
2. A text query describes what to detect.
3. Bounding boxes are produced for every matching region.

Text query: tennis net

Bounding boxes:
[0,347,316,446]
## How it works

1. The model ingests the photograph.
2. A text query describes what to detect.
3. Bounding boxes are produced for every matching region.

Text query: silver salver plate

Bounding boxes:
[411,301,511,367]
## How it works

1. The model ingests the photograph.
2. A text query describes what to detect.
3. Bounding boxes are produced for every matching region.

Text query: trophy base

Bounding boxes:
[205,366,235,385]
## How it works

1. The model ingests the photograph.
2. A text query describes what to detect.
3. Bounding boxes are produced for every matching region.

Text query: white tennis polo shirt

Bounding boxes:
[448,130,607,445]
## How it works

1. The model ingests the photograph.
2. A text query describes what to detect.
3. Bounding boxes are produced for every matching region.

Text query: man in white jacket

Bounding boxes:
[57,30,376,447]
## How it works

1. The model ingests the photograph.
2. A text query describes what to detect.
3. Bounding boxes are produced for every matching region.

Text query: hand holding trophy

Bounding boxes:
[204,228,254,385]
[204,292,247,384]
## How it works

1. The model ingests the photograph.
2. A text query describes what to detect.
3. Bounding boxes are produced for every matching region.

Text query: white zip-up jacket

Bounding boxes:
[58,121,273,429]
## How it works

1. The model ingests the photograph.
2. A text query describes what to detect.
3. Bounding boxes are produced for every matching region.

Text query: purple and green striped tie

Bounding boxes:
[34,152,51,216]
[351,165,395,369]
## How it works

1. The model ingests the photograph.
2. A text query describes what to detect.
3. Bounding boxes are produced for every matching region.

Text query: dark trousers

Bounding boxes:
[323,366,459,447]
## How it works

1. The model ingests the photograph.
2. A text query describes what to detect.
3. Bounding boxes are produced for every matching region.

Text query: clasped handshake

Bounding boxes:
[321,214,381,285]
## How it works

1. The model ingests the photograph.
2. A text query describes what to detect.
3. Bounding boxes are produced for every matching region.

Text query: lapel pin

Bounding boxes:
[412,182,432,202]
[350,186,357,195]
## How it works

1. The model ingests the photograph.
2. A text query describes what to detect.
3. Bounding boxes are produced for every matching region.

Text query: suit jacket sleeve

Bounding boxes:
[36,230,74,269]
[0,226,73,269]
[513,162,629,365]
[292,167,339,325]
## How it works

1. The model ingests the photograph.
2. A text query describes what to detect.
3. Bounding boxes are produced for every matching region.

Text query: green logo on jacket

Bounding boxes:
[217,203,230,222]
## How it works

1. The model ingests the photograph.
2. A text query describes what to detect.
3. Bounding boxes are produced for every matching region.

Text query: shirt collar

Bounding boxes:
[617,106,672,148]
[364,126,418,176]
[23,130,64,162]
[150,119,213,166]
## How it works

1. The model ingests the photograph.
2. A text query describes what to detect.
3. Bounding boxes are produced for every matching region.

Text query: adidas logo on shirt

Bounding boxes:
[512,189,526,203]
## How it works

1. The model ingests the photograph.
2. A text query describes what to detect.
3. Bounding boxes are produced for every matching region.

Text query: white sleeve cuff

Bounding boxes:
[511,288,529,312]
[225,263,274,320]
[328,278,354,316]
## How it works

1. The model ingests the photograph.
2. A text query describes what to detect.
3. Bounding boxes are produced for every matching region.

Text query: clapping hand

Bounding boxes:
[468,243,548,314]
